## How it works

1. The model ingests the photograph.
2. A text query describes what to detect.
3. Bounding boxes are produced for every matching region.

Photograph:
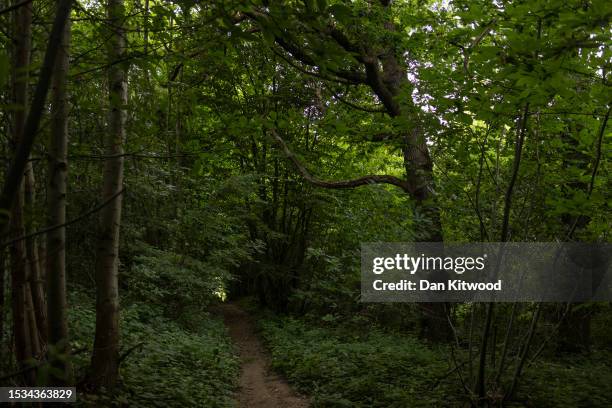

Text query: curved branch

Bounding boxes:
[245,9,367,84]
[269,129,412,193]
[274,35,367,84]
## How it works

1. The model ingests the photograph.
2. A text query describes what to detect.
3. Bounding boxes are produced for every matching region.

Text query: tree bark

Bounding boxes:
[0,0,73,236]
[25,165,47,345]
[377,12,451,342]
[47,6,73,384]
[89,0,127,390]
[9,0,40,384]
[0,251,4,356]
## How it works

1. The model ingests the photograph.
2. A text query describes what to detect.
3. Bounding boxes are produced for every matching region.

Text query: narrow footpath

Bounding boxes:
[216,303,310,408]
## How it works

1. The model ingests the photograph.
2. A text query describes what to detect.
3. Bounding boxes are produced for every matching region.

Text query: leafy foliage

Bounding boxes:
[258,312,612,408]
[69,293,239,407]
[258,314,457,407]
[0,0,610,405]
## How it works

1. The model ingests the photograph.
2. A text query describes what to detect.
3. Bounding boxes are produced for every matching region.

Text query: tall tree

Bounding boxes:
[9,0,40,384]
[0,0,73,233]
[25,157,47,345]
[89,0,127,389]
[245,0,451,339]
[47,1,72,383]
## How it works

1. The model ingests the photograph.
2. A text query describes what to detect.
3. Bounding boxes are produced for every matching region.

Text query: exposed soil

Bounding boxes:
[216,303,310,408]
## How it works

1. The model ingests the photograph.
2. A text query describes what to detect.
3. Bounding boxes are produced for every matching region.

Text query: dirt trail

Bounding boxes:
[216,303,310,408]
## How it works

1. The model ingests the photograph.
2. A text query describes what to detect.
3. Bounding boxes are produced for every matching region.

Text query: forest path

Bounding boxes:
[215,302,310,408]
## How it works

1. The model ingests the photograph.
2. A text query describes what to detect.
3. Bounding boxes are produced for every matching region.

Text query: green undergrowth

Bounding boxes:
[524,353,612,408]
[68,292,239,407]
[256,311,612,408]
[257,313,458,407]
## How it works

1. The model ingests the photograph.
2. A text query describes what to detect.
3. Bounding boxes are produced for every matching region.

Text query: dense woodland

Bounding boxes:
[0,0,611,406]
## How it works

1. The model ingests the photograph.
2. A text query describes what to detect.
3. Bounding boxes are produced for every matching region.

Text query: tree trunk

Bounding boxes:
[10,191,39,384]
[47,8,73,384]
[10,0,40,384]
[378,18,451,342]
[401,127,450,341]
[25,165,47,345]
[0,0,73,237]
[89,0,127,390]
[0,251,4,356]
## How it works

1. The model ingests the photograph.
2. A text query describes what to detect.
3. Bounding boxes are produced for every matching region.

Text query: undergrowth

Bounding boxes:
[257,312,612,408]
[258,314,458,408]
[68,292,239,407]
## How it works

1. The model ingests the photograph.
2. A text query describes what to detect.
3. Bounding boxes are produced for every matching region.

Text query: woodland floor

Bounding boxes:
[217,302,310,408]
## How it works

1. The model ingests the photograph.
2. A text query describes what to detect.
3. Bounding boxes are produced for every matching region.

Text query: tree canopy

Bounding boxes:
[0,0,610,406]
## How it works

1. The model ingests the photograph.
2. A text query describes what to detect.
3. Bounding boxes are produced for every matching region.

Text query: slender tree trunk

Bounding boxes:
[10,192,39,384]
[10,225,34,383]
[47,8,73,384]
[0,0,73,236]
[10,0,40,384]
[0,251,4,356]
[143,0,149,56]
[25,165,47,345]
[89,0,127,389]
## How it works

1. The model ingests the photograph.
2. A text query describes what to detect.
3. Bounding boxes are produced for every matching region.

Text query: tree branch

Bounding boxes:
[0,0,33,16]
[325,25,363,57]
[118,342,145,365]
[2,188,124,248]
[272,47,356,85]
[269,129,412,193]
[565,105,611,240]
[363,55,401,116]
[245,9,367,84]
[275,35,367,84]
